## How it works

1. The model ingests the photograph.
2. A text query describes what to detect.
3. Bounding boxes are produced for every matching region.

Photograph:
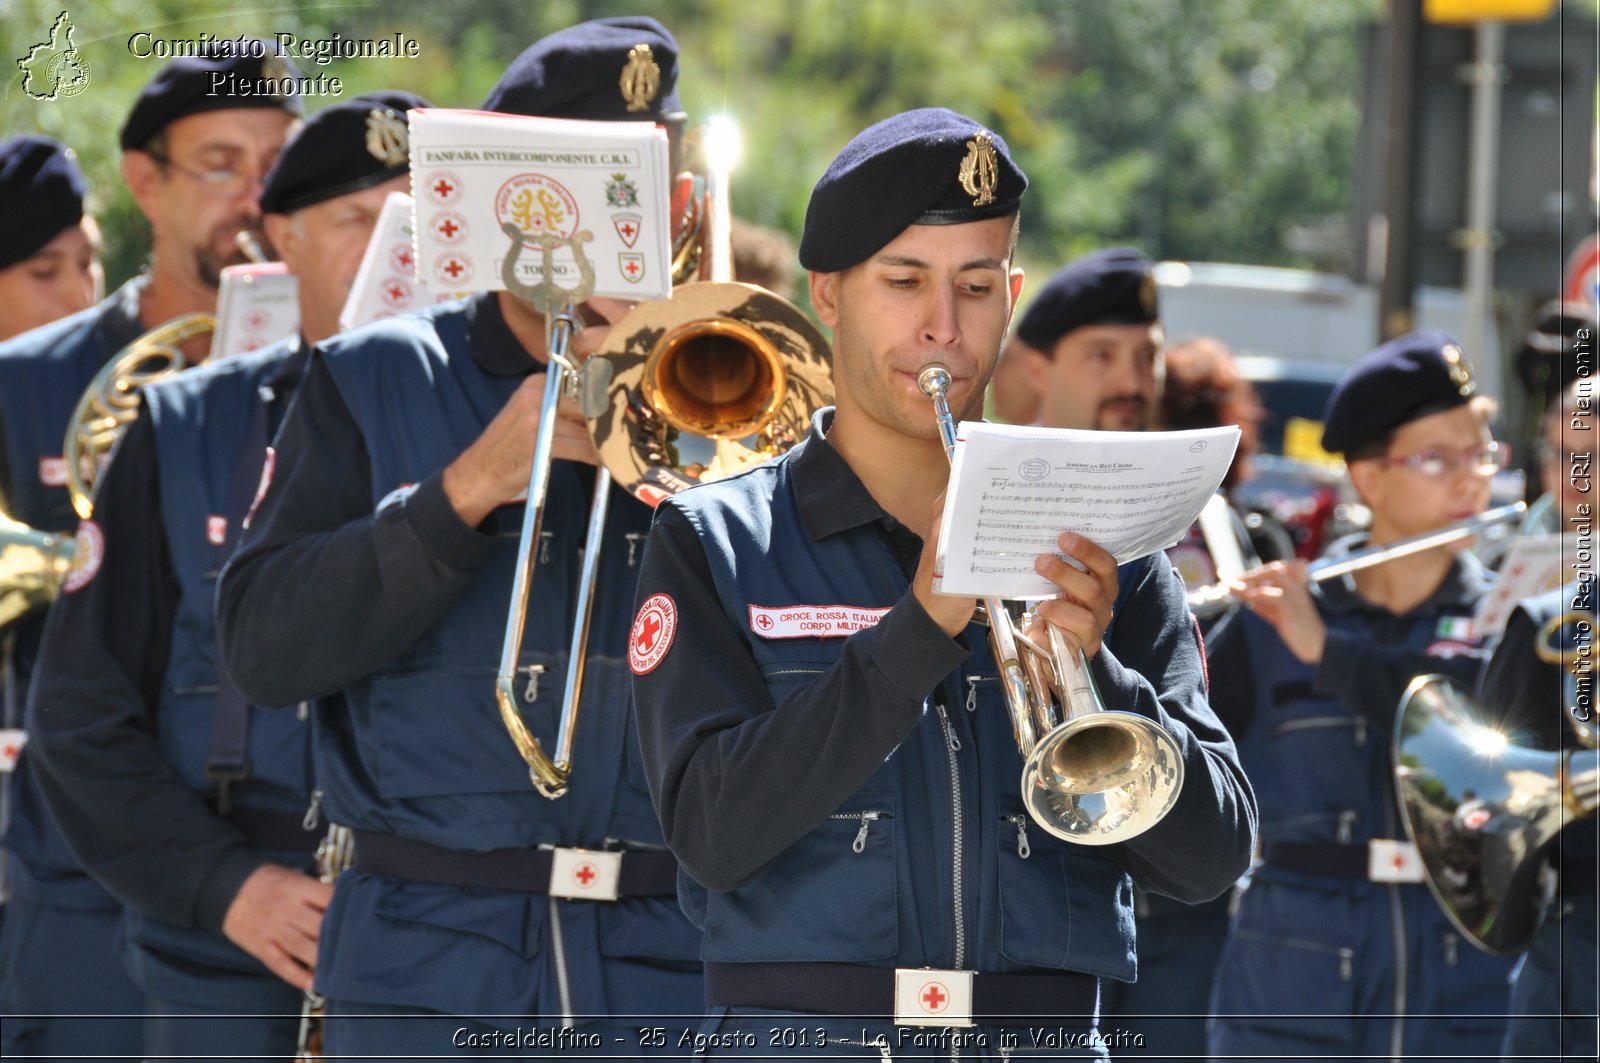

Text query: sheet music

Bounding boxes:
[1472,534,1565,637]
[210,263,298,360]
[408,109,672,301]
[339,191,465,331]
[934,421,1240,600]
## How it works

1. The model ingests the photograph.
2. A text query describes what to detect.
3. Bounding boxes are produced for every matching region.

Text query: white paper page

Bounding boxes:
[1472,534,1565,637]
[935,421,1241,600]
[409,109,671,301]
[339,192,465,331]
[210,264,298,361]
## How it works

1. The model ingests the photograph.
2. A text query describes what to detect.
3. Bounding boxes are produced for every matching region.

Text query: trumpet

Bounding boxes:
[919,366,1183,844]
[1186,501,1527,619]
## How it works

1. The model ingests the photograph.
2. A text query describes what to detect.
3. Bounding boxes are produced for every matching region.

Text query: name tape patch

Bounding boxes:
[749,604,891,639]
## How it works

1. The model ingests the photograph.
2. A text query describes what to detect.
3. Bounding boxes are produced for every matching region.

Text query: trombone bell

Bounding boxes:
[645,317,786,439]
[587,282,833,497]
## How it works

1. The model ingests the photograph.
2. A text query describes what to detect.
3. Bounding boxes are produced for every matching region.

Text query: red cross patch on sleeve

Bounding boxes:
[62,519,104,593]
[630,593,678,675]
[244,447,275,530]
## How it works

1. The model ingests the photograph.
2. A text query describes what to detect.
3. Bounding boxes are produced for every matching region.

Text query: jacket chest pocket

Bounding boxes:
[994,799,1135,981]
[370,663,560,803]
[701,793,899,963]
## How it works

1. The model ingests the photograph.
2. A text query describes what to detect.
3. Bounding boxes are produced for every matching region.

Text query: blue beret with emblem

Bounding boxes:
[481,17,683,122]
[120,41,304,151]
[1321,329,1480,455]
[1015,247,1158,351]
[0,135,88,270]
[259,91,429,215]
[799,108,1028,273]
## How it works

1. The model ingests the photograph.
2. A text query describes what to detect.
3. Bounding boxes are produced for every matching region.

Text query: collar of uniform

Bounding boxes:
[263,336,311,397]
[464,291,544,377]
[97,276,152,353]
[1316,534,1491,617]
[791,406,897,542]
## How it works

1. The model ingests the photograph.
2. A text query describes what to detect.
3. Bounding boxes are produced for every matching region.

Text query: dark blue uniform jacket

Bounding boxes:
[631,410,1255,983]
[28,340,313,1009]
[215,294,702,1023]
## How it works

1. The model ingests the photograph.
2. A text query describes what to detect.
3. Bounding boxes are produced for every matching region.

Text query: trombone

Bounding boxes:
[919,366,1183,845]
[1186,501,1527,619]
[494,121,834,797]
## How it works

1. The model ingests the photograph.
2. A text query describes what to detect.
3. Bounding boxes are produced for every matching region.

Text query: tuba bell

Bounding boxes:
[1394,673,1599,954]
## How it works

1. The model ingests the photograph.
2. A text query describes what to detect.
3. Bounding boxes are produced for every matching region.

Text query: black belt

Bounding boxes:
[1263,841,1378,879]
[350,830,679,897]
[224,806,320,857]
[705,962,1098,1022]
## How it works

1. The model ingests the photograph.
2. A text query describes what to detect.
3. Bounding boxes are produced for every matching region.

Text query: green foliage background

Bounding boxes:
[2,0,1587,306]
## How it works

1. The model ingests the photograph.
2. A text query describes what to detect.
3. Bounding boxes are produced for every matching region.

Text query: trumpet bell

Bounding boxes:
[1025,711,1184,844]
[586,282,833,501]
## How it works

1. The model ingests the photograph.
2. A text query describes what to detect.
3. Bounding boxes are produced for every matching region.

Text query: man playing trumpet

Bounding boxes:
[629,107,1254,1056]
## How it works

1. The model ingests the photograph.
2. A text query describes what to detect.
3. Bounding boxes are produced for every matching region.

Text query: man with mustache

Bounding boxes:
[995,246,1233,1061]
[1000,247,1162,431]
[0,44,299,1059]
[24,91,421,1058]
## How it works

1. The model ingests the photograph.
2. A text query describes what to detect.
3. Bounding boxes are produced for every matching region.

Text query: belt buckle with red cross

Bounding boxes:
[1367,839,1424,884]
[0,729,27,773]
[548,847,623,901]
[893,968,974,1027]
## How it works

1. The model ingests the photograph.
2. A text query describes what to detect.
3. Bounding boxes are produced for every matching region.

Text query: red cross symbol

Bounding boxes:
[619,221,637,240]
[2,742,17,761]
[574,862,597,886]
[637,612,662,652]
[624,260,640,277]
[392,248,414,271]
[755,614,773,631]
[245,310,268,330]
[443,258,465,279]
[1392,853,1407,871]
[433,178,454,199]
[921,983,948,1012]
[437,218,460,239]
[387,284,406,302]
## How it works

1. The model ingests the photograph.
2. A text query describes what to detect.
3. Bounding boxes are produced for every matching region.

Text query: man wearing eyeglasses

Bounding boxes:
[1201,332,1517,1061]
[0,44,299,1061]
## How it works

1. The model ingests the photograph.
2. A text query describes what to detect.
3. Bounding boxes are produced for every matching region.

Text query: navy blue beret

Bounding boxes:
[0,135,88,270]
[799,108,1028,273]
[259,91,429,215]
[481,17,683,122]
[120,42,304,151]
[1321,330,1479,455]
[1015,247,1158,351]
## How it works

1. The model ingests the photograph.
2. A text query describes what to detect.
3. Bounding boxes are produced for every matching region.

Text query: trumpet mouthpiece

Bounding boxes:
[917,365,951,398]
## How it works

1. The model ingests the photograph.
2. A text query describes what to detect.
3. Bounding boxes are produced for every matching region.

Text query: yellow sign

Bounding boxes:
[1424,0,1556,24]
[1283,417,1341,466]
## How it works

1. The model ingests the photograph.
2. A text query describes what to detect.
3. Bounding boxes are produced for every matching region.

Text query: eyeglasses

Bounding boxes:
[148,151,266,198]
[1376,441,1507,479]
